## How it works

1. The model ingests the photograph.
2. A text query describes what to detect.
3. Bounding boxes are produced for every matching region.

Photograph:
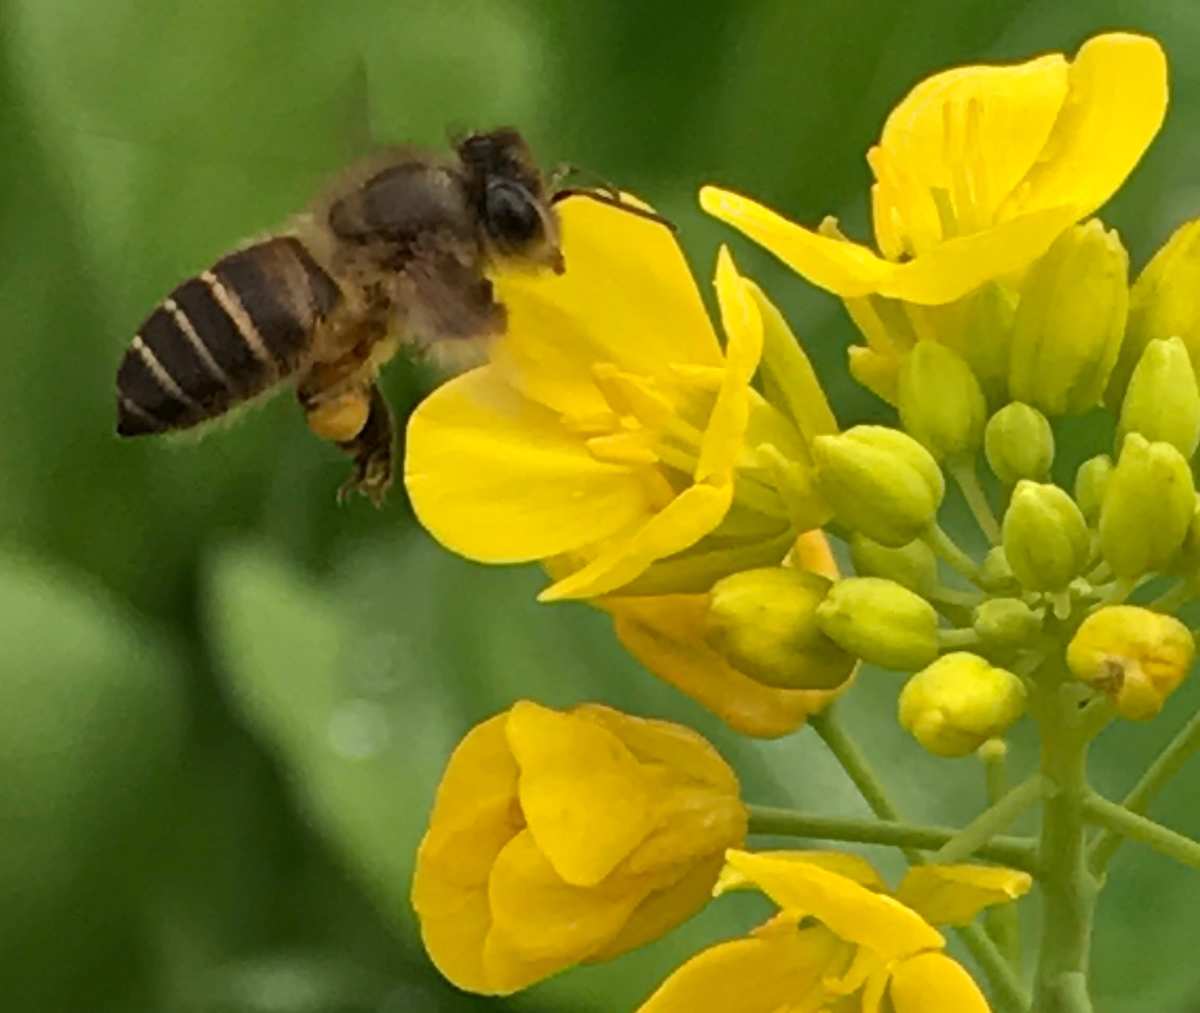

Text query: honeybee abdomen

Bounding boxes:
[116,236,341,436]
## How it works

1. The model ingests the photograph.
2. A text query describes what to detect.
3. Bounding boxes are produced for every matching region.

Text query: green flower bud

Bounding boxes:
[983,402,1054,485]
[705,568,855,690]
[1099,433,1195,578]
[973,598,1043,648]
[1108,218,1200,407]
[1170,496,1200,576]
[1117,337,1200,456]
[816,576,938,671]
[897,341,987,461]
[812,426,944,547]
[848,533,938,596]
[1002,481,1090,591]
[899,653,1028,757]
[1067,606,1195,720]
[1009,220,1130,416]
[978,547,1019,595]
[1074,454,1113,525]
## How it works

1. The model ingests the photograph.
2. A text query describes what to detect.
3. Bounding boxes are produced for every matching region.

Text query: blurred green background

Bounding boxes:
[4,2,1200,1010]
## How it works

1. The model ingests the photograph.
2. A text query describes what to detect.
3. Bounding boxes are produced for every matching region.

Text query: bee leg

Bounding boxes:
[335,384,395,507]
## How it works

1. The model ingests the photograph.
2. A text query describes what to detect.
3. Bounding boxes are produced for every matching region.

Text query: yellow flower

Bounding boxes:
[405,195,827,602]
[601,531,850,738]
[701,33,1165,307]
[638,850,1031,1013]
[412,700,747,995]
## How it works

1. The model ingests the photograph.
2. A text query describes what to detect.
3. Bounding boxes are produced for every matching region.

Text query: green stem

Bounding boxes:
[746,805,1038,869]
[1090,708,1200,875]
[928,584,984,608]
[950,457,1002,544]
[810,709,1030,1013]
[924,522,982,582]
[932,773,1046,865]
[937,627,982,650]
[1032,679,1098,1013]
[1146,579,1195,614]
[981,743,1022,972]
[1082,793,1200,871]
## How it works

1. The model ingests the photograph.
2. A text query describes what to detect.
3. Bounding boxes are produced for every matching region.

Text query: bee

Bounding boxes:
[115,127,664,504]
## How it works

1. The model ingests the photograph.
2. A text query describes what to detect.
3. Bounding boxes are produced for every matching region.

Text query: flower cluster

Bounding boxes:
[404,30,1200,1013]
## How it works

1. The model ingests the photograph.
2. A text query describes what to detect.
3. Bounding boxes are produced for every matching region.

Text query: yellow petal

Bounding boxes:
[572,703,741,794]
[491,195,722,416]
[701,186,892,297]
[791,529,840,580]
[1006,33,1167,222]
[539,481,734,601]
[405,368,649,562]
[636,926,844,1013]
[604,593,842,738]
[723,850,944,960]
[889,952,991,1013]
[415,884,500,994]
[505,701,654,887]
[895,864,1032,927]
[485,830,643,973]
[716,850,886,896]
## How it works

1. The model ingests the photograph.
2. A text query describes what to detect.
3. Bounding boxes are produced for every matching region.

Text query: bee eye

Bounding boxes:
[484,181,542,246]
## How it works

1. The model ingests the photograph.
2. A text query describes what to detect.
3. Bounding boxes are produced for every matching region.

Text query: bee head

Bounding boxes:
[456,128,564,274]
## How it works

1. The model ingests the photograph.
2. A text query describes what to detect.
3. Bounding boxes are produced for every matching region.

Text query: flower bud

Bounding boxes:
[899,653,1028,757]
[1009,221,1130,416]
[984,403,1054,485]
[1099,434,1195,578]
[1116,337,1200,456]
[1002,481,1090,591]
[813,426,944,547]
[1170,497,1200,576]
[816,576,939,671]
[897,341,987,461]
[1074,454,1113,525]
[1108,218,1200,407]
[705,568,855,690]
[978,547,1019,595]
[1067,606,1195,720]
[848,533,938,596]
[973,598,1043,648]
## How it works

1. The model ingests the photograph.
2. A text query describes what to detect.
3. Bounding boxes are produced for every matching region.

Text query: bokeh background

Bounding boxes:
[4,2,1200,1010]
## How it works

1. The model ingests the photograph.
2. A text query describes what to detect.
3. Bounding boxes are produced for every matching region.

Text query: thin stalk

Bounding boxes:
[1090,708,1200,875]
[928,584,985,608]
[931,773,1046,865]
[982,743,1022,972]
[1082,793,1200,871]
[1146,579,1195,614]
[950,457,1002,544]
[937,627,982,650]
[746,805,1038,869]
[924,523,982,581]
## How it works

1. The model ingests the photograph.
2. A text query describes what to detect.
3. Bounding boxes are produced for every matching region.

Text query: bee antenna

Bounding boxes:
[551,187,677,232]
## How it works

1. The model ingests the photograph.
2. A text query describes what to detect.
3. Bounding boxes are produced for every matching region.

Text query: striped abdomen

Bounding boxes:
[116,236,342,436]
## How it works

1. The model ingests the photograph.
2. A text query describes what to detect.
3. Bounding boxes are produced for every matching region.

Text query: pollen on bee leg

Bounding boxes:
[305,390,371,443]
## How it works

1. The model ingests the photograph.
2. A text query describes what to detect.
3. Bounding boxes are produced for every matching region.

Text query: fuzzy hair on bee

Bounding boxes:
[114,127,568,505]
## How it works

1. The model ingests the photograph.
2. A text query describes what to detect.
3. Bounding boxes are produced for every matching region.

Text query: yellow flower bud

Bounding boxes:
[816,576,939,671]
[849,533,938,596]
[978,547,1019,595]
[813,426,945,547]
[1108,218,1200,407]
[1009,221,1130,416]
[899,653,1028,757]
[704,568,855,690]
[1002,481,1090,591]
[1074,454,1113,525]
[412,701,747,994]
[973,598,1043,648]
[1067,606,1195,720]
[984,403,1054,485]
[1117,337,1200,456]
[897,341,987,461]
[1099,433,1195,578]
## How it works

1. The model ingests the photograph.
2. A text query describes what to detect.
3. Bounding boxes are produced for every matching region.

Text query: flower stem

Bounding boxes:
[931,773,1046,865]
[745,805,1038,869]
[1083,793,1200,871]
[981,744,1023,972]
[1032,679,1098,1013]
[1146,579,1196,614]
[923,522,982,581]
[950,457,1002,544]
[938,627,982,650]
[1089,708,1200,875]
